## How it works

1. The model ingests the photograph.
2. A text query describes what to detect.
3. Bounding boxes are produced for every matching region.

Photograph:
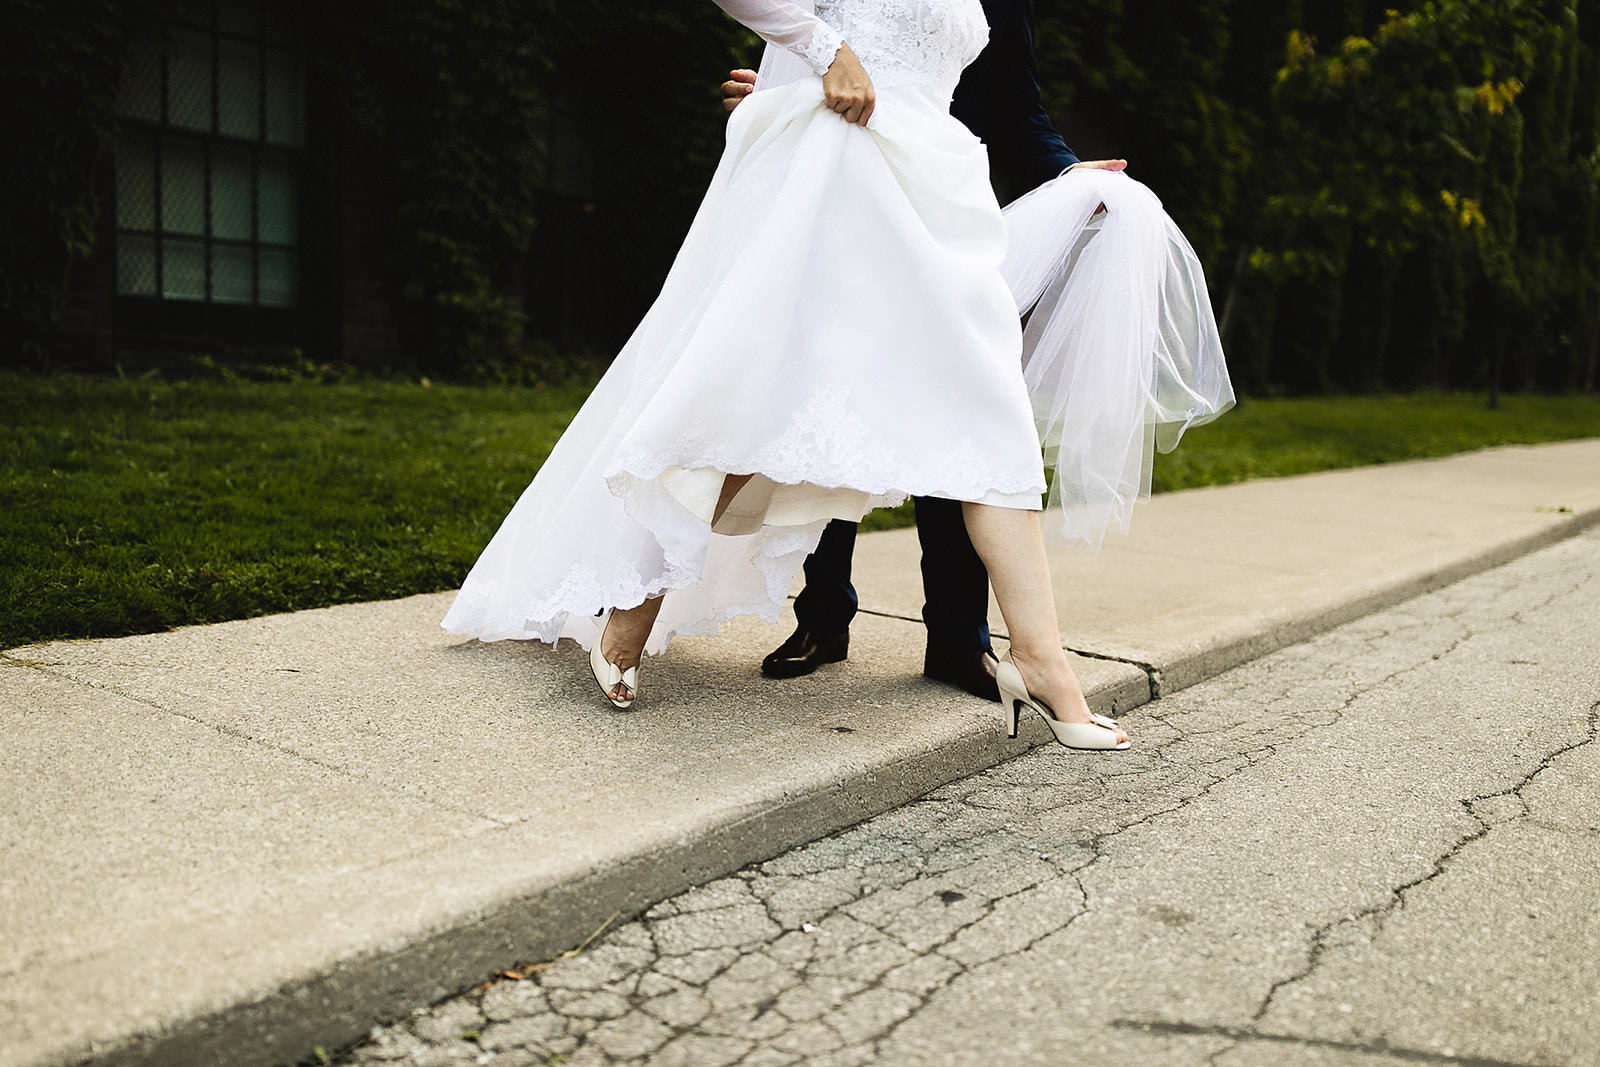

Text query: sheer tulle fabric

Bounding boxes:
[1000,168,1235,547]
[752,4,1235,549]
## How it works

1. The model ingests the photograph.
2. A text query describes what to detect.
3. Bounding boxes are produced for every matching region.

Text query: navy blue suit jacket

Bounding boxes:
[951,0,1078,205]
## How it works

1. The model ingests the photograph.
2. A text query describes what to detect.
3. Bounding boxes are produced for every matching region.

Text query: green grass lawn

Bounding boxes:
[1147,391,1600,492]
[1,374,593,649]
[3,375,1597,649]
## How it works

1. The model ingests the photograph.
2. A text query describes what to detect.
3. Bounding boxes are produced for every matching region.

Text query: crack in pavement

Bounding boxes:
[5,652,518,829]
[328,534,1600,1067]
[852,603,1167,696]
[331,673,1418,1065]
[1120,1019,1557,1067]
[1251,700,1600,1027]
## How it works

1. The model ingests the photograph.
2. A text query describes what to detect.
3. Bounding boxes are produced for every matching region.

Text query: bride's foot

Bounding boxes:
[592,600,662,709]
[999,647,1129,750]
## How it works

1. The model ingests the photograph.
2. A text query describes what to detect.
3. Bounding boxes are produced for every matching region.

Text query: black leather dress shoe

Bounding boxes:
[762,627,850,678]
[923,648,1001,702]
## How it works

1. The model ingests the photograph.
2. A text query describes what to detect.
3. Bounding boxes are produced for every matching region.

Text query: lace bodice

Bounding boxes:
[715,0,990,101]
[816,0,989,96]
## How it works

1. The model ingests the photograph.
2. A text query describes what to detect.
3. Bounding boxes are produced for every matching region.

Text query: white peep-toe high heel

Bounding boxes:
[995,653,1129,751]
[590,609,640,711]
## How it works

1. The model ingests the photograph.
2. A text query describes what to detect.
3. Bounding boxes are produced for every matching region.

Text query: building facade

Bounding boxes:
[51,0,613,371]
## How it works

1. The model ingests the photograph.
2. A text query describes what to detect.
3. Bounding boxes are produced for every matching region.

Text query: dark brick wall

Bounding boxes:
[328,98,404,368]
[49,155,120,370]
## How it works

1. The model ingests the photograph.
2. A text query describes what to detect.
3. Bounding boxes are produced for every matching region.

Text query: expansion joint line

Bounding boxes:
[846,605,1167,697]
[4,651,517,828]
[1120,1019,1551,1067]
[1062,645,1165,697]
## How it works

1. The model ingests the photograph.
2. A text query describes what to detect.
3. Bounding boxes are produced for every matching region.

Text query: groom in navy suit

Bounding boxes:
[722,0,1123,701]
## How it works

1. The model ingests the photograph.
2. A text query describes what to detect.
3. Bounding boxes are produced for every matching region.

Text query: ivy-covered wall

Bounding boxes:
[4,0,1597,392]
[1,0,754,377]
[3,0,156,366]
[322,1,754,377]
[1036,0,1600,395]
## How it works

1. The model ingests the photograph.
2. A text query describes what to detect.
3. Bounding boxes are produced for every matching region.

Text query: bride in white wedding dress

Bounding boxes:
[443,0,1231,750]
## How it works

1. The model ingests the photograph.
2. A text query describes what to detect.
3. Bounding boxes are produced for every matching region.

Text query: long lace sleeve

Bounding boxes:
[712,0,844,76]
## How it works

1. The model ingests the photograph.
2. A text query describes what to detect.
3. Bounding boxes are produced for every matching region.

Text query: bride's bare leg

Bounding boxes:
[960,502,1125,741]
[601,596,664,702]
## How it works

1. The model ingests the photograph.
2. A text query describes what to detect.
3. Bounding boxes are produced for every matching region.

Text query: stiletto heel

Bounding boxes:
[994,653,1128,751]
[590,609,640,710]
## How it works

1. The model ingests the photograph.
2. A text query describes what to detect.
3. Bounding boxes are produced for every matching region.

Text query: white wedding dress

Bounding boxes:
[444,0,1049,653]
[442,0,1234,654]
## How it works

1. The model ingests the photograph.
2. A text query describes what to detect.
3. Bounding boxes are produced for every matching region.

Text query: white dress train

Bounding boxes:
[441,0,1235,652]
[443,0,1047,653]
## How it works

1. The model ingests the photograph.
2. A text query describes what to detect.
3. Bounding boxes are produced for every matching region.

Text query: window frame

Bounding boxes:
[112,0,308,347]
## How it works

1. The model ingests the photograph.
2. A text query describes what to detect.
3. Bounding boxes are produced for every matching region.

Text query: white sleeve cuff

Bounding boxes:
[799,23,845,76]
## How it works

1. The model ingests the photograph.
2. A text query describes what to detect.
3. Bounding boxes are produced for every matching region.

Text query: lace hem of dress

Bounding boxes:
[608,372,1046,507]
[442,549,807,651]
[441,452,1044,654]
[609,449,1043,509]
[441,495,819,656]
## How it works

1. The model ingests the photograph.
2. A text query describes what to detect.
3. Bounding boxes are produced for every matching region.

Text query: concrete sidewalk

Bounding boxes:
[3,440,1598,1067]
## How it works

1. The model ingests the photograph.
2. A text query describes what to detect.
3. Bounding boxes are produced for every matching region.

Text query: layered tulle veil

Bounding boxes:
[1001,168,1234,547]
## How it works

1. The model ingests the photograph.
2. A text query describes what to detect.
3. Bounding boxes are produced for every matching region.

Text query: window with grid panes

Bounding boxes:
[114,1,304,311]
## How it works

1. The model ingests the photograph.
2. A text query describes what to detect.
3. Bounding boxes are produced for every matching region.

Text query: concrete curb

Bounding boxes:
[84,670,1150,1067]
[47,662,1152,1067]
[1118,507,1600,699]
[73,514,1600,1067]
[7,441,1598,1067]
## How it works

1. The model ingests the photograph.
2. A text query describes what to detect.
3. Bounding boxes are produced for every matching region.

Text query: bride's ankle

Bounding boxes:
[1006,644,1063,682]
[1007,646,1089,721]
[603,604,656,667]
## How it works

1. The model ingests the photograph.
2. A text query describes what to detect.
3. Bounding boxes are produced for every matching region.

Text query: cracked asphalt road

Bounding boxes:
[336,528,1600,1067]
